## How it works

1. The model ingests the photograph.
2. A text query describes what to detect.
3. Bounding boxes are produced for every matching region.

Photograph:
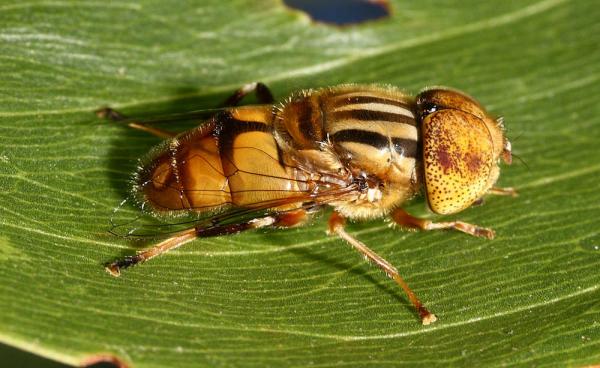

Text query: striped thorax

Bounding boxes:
[274,85,420,219]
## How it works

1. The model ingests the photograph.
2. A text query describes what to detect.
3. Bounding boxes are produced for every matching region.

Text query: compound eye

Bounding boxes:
[422,109,494,214]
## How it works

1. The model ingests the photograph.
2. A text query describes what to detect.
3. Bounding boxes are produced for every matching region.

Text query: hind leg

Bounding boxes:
[222,82,275,106]
[106,209,307,276]
[96,82,275,138]
[96,107,176,138]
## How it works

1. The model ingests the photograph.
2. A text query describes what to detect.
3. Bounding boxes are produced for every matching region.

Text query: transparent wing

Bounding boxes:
[108,102,357,240]
[109,180,357,240]
[110,139,356,240]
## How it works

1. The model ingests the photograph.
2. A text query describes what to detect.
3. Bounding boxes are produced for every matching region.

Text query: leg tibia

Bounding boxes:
[105,210,307,277]
[488,187,518,197]
[328,212,437,325]
[96,107,176,138]
[391,208,495,239]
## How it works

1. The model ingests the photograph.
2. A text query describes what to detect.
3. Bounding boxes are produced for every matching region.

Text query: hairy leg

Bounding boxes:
[106,209,307,277]
[328,211,437,325]
[391,208,495,239]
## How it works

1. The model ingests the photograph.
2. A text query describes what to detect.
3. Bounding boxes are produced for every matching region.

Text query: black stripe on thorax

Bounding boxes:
[392,137,418,159]
[331,129,417,158]
[298,98,319,142]
[330,109,416,126]
[335,95,414,110]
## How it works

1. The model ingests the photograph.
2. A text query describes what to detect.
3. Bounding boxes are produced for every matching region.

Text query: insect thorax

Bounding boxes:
[274,85,421,219]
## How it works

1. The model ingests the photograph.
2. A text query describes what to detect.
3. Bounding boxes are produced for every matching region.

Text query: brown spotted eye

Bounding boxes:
[421,108,495,214]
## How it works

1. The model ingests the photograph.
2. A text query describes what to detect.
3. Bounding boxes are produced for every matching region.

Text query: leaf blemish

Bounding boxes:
[0,237,30,262]
[283,0,390,26]
[80,354,129,368]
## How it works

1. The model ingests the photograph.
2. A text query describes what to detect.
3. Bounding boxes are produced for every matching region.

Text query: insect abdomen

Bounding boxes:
[135,121,231,213]
[135,106,301,214]
[218,107,301,210]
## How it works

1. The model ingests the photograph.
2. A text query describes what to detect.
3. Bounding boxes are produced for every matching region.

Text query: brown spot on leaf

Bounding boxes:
[80,354,129,368]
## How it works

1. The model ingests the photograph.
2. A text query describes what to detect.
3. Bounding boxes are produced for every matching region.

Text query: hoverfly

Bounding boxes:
[99,82,516,325]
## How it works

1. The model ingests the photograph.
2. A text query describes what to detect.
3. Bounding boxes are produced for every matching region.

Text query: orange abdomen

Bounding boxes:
[135,106,301,214]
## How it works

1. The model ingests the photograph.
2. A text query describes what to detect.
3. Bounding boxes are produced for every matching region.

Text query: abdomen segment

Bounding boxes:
[134,106,301,215]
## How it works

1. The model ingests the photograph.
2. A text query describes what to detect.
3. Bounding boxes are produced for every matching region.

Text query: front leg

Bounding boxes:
[391,208,495,239]
[488,187,518,197]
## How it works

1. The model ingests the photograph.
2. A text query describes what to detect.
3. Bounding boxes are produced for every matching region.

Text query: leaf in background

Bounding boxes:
[1,0,599,367]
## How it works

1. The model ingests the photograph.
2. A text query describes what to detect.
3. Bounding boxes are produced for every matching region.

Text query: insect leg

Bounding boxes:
[391,208,495,239]
[106,210,307,277]
[96,107,176,138]
[97,82,274,137]
[222,82,275,106]
[488,187,518,197]
[106,228,198,277]
[328,211,437,325]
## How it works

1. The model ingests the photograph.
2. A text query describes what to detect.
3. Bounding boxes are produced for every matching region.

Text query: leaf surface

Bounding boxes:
[1,1,599,367]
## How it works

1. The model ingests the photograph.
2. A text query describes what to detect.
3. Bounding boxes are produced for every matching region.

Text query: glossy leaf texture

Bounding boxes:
[1,1,599,367]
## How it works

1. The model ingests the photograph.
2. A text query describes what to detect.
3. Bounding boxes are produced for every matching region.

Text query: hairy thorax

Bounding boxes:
[274,85,421,220]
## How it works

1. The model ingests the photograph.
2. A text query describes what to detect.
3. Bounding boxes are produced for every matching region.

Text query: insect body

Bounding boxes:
[100,83,515,325]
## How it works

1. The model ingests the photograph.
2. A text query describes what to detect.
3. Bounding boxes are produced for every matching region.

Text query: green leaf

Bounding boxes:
[1,0,599,367]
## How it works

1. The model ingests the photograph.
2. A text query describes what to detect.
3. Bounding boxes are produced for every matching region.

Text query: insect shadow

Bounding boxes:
[251,217,416,312]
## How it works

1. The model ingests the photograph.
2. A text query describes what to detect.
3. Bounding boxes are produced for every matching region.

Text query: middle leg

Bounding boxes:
[328,211,437,325]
